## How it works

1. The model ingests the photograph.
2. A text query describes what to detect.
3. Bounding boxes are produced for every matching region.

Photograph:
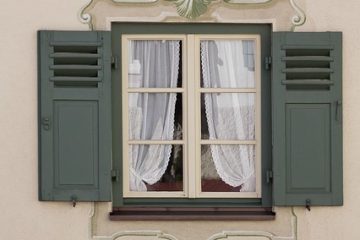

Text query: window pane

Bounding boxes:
[201,145,256,192]
[200,40,255,88]
[201,93,255,140]
[128,40,182,88]
[129,145,183,192]
[128,93,182,140]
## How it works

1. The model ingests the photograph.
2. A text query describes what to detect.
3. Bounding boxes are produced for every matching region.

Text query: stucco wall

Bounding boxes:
[0,0,359,239]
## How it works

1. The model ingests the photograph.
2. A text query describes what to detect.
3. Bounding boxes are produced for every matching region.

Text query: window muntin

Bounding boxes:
[195,36,261,198]
[122,35,187,198]
[122,34,261,198]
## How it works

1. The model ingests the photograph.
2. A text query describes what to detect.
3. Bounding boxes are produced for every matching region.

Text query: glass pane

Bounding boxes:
[201,145,256,192]
[201,93,255,140]
[128,40,182,88]
[129,93,182,140]
[129,145,183,192]
[200,40,256,88]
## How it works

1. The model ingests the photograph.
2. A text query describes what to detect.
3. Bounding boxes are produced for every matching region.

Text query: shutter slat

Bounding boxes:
[50,53,101,58]
[272,32,343,206]
[50,65,102,70]
[49,40,103,82]
[282,44,334,50]
[282,80,333,86]
[50,41,101,46]
[50,76,101,82]
[282,56,333,61]
[282,68,333,73]
[38,31,112,202]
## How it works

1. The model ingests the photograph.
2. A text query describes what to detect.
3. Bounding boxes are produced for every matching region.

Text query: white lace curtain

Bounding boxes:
[128,40,180,191]
[128,39,256,192]
[201,40,256,192]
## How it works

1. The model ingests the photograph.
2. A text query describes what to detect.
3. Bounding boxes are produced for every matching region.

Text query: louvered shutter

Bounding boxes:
[38,31,112,201]
[272,32,343,206]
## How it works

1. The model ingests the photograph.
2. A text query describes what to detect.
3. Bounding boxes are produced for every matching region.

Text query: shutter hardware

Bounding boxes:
[306,199,311,211]
[111,55,119,69]
[111,169,120,182]
[266,170,273,184]
[71,195,77,207]
[336,100,342,122]
[265,56,272,70]
[41,117,51,131]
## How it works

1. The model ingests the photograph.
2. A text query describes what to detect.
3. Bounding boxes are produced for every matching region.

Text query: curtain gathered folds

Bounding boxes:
[201,40,256,192]
[128,40,180,191]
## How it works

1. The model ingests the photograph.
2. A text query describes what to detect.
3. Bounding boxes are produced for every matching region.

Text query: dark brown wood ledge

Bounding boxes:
[110,207,275,221]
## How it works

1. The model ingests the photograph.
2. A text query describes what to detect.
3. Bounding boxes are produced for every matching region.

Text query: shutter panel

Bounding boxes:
[38,31,112,201]
[272,32,342,206]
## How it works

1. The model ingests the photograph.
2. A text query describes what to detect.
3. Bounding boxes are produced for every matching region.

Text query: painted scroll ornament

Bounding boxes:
[80,0,306,30]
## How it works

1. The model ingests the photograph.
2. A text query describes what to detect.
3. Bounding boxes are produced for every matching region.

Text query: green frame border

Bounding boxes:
[111,22,272,208]
[79,1,307,30]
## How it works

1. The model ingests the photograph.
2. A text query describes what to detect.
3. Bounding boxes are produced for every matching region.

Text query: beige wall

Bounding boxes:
[0,0,359,239]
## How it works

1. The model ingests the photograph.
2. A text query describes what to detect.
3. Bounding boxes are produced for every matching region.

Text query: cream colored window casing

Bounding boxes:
[122,34,261,198]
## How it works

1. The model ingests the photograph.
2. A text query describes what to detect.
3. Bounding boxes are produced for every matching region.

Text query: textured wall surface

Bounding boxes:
[0,0,359,239]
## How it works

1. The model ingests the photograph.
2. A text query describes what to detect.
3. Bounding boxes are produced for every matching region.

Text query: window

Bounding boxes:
[38,25,343,213]
[111,23,273,208]
[121,34,262,199]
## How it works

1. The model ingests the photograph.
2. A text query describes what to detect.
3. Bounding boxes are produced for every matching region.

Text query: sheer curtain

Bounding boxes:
[201,40,256,192]
[128,40,180,191]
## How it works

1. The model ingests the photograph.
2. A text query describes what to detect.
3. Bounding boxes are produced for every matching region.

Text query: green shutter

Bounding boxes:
[38,31,112,202]
[272,32,343,206]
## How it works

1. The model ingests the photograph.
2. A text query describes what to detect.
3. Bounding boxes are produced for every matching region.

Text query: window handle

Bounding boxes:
[335,100,342,122]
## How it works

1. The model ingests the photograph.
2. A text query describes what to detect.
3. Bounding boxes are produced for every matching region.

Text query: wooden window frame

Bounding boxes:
[111,22,273,210]
[121,34,262,199]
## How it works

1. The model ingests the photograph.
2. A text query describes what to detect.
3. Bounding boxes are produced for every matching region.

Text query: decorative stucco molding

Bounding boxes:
[112,231,178,240]
[166,0,215,19]
[207,208,298,240]
[289,0,306,29]
[79,0,95,30]
[88,203,297,240]
[79,0,306,30]
[105,12,181,30]
[224,0,271,3]
[113,0,158,2]
[104,11,277,31]
[88,203,179,240]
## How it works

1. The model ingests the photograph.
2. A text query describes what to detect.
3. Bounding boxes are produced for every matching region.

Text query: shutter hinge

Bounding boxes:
[71,195,77,207]
[265,56,272,70]
[266,170,273,184]
[41,117,51,131]
[306,199,311,211]
[111,55,119,69]
[111,169,120,182]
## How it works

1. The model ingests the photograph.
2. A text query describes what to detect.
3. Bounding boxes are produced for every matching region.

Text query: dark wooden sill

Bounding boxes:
[110,207,275,221]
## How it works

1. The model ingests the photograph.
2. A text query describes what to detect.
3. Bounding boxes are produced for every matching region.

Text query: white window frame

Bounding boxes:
[121,34,261,198]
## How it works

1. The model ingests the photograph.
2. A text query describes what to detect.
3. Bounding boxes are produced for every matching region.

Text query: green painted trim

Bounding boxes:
[111,22,272,208]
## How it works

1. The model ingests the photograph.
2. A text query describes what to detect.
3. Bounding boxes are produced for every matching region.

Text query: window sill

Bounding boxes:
[110,207,275,221]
